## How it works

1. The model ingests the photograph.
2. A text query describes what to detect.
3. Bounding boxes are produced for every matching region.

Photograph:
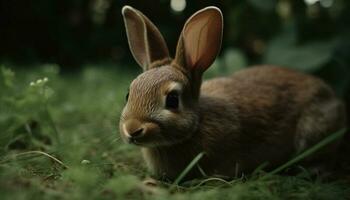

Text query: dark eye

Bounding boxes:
[166,91,179,110]
[125,92,129,101]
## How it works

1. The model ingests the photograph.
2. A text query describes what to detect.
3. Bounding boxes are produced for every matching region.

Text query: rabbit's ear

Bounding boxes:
[175,7,223,73]
[122,6,170,71]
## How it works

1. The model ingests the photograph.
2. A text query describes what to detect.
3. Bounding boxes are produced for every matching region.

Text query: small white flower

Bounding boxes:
[81,160,91,165]
[30,82,35,86]
[36,79,42,84]
[43,77,48,82]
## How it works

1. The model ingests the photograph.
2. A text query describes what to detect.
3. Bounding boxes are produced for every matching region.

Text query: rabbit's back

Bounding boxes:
[198,66,345,175]
[202,66,325,104]
[201,66,339,122]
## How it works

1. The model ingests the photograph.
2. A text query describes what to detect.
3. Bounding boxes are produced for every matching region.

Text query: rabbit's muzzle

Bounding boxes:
[120,119,161,146]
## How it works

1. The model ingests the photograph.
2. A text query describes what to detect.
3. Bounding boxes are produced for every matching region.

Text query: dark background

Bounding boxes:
[1,0,349,66]
[1,0,350,125]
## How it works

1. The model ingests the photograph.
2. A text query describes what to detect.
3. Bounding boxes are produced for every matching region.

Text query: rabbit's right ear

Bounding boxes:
[174,7,223,74]
[122,6,170,71]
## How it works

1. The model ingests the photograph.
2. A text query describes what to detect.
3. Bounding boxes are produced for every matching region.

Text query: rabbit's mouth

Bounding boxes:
[127,135,152,146]
[128,137,143,145]
[127,136,162,147]
[125,129,189,147]
[120,116,198,147]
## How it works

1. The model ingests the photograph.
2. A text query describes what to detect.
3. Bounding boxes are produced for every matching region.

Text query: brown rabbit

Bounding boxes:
[119,6,346,181]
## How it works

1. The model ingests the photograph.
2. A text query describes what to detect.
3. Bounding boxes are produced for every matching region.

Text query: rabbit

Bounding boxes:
[119,5,346,181]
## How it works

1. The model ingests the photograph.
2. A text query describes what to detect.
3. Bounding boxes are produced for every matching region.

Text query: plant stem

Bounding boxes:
[43,86,60,144]
[173,152,205,186]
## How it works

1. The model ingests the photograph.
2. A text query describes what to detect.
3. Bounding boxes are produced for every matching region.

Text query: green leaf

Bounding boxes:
[264,31,336,72]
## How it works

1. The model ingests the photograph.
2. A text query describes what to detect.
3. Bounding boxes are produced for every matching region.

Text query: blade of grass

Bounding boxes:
[173,152,205,186]
[191,177,233,189]
[267,128,346,176]
[0,150,69,169]
[252,161,269,176]
[197,164,207,177]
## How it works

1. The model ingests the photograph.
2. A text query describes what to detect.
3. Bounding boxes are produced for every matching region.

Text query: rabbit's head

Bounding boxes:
[119,6,223,147]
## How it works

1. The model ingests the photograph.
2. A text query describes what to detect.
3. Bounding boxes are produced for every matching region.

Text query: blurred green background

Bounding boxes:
[1,0,350,199]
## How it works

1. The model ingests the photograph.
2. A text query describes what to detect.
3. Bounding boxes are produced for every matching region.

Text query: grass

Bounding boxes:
[0,64,349,200]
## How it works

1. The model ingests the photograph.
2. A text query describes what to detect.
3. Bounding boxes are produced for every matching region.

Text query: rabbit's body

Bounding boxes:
[142,66,345,180]
[120,6,346,181]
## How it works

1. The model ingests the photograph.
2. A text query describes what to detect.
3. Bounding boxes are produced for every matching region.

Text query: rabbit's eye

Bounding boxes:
[165,91,179,110]
[125,92,129,101]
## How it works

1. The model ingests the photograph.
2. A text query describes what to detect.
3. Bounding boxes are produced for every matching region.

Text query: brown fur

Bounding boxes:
[132,66,345,180]
[119,6,346,181]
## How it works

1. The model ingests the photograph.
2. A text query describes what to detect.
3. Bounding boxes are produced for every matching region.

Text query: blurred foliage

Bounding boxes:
[0,66,58,155]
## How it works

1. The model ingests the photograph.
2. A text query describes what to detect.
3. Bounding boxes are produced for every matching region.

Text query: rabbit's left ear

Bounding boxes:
[122,6,170,71]
[175,7,223,73]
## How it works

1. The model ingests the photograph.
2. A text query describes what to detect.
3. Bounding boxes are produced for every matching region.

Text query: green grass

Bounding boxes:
[0,64,349,200]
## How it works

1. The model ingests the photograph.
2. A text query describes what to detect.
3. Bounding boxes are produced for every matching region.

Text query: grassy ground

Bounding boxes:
[0,64,349,200]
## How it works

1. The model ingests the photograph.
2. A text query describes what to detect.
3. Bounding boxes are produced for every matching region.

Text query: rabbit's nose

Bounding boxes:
[123,120,144,139]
